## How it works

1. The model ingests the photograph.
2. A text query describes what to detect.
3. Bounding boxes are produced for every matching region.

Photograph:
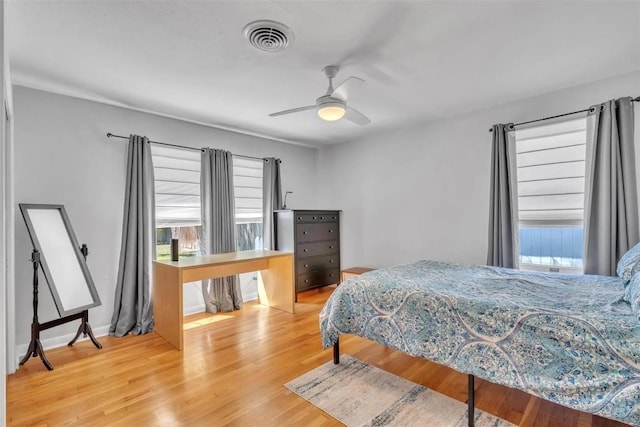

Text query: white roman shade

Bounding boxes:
[151,146,263,228]
[515,118,587,226]
[151,145,201,228]
[233,157,263,224]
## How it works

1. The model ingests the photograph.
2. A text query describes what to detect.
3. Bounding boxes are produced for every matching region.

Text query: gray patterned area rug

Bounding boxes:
[285,355,515,427]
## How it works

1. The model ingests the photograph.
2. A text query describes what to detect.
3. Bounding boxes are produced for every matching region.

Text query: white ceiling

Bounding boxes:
[7,1,640,147]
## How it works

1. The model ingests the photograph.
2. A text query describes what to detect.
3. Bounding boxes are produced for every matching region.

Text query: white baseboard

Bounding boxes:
[14,324,110,368]
[184,303,206,316]
[243,292,258,303]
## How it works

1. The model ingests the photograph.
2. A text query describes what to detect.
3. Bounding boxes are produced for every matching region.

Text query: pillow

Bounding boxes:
[624,272,640,320]
[617,242,640,283]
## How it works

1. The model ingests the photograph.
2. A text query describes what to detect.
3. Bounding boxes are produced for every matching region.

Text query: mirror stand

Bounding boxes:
[20,247,102,371]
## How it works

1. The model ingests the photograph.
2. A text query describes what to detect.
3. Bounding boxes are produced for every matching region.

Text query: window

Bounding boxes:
[151,146,264,259]
[515,118,587,273]
[233,157,263,250]
[151,145,202,260]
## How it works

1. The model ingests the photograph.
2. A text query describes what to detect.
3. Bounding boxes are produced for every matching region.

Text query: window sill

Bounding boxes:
[519,263,584,275]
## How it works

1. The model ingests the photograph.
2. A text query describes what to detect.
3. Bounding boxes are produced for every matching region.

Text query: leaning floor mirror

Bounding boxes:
[20,204,101,317]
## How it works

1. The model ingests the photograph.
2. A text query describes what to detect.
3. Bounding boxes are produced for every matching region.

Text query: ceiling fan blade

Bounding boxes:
[331,76,364,102]
[269,105,316,117]
[344,106,371,126]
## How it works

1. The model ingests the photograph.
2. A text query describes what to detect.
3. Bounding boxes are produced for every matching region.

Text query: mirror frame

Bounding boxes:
[19,203,101,317]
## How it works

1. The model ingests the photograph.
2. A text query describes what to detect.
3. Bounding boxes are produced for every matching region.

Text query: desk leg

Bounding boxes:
[258,255,295,314]
[153,263,183,350]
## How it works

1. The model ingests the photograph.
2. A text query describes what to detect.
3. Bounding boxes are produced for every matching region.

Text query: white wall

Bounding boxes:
[318,71,640,269]
[11,86,319,357]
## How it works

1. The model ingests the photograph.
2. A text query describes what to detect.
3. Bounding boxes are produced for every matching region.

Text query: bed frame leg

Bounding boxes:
[333,339,340,364]
[468,374,475,427]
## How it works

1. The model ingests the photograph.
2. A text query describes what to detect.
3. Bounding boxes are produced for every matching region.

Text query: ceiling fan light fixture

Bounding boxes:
[317,103,346,121]
[269,65,370,125]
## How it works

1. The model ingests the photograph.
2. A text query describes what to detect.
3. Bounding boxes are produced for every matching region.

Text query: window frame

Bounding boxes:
[514,117,587,274]
[151,146,266,258]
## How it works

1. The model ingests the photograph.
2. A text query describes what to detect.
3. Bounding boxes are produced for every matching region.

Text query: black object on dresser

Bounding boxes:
[274,210,340,297]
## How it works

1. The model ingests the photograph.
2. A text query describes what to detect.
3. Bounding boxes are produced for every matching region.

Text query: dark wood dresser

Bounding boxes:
[274,210,340,296]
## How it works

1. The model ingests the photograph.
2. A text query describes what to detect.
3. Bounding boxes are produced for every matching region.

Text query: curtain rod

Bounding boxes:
[488,96,640,132]
[106,132,271,162]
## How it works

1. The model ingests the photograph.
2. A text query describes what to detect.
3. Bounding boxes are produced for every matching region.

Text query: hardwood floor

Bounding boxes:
[7,287,628,426]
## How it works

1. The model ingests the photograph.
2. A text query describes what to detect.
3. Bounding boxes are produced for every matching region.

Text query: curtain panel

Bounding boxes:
[201,148,242,313]
[487,124,519,268]
[262,158,282,250]
[109,135,155,336]
[584,97,638,275]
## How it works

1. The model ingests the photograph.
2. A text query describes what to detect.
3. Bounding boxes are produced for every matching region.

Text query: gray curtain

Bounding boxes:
[201,148,242,313]
[584,97,638,275]
[110,135,155,336]
[262,158,282,250]
[487,124,519,268]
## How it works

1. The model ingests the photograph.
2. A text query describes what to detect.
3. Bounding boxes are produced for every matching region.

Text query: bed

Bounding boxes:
[319,260,640,426]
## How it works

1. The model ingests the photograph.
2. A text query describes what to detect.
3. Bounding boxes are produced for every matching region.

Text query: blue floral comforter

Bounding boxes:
[319,260,640,425]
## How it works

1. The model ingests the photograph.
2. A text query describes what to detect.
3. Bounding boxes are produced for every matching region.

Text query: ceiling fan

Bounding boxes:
[269,65,371,125]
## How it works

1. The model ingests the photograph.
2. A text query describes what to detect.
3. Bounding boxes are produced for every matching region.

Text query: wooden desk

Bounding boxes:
[153,250,294,350]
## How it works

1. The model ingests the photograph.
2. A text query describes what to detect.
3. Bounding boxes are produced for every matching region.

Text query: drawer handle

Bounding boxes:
[298,216,302,220]
[305,279,309,283]
[304,249,308,252]
[329,246,333,249]
[329,229,333,233]
[329,273,334,277]
[330,260,334,263]
[303,231,308,234]
[320,216,325,219]
[312,216,317,220]
[304,264,309,268]
[332,216,337,220]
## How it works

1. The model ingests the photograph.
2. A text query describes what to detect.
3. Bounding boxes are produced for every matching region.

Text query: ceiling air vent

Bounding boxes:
[243,20,294,53]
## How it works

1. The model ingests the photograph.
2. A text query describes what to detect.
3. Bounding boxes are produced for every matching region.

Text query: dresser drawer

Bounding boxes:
[318,213,339,222]
[297,240,339,258]
[296,255,339,274]
[295,213,320,223]
[275,210,341,297]
[297,268,340,290]
[296,222,338,243]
